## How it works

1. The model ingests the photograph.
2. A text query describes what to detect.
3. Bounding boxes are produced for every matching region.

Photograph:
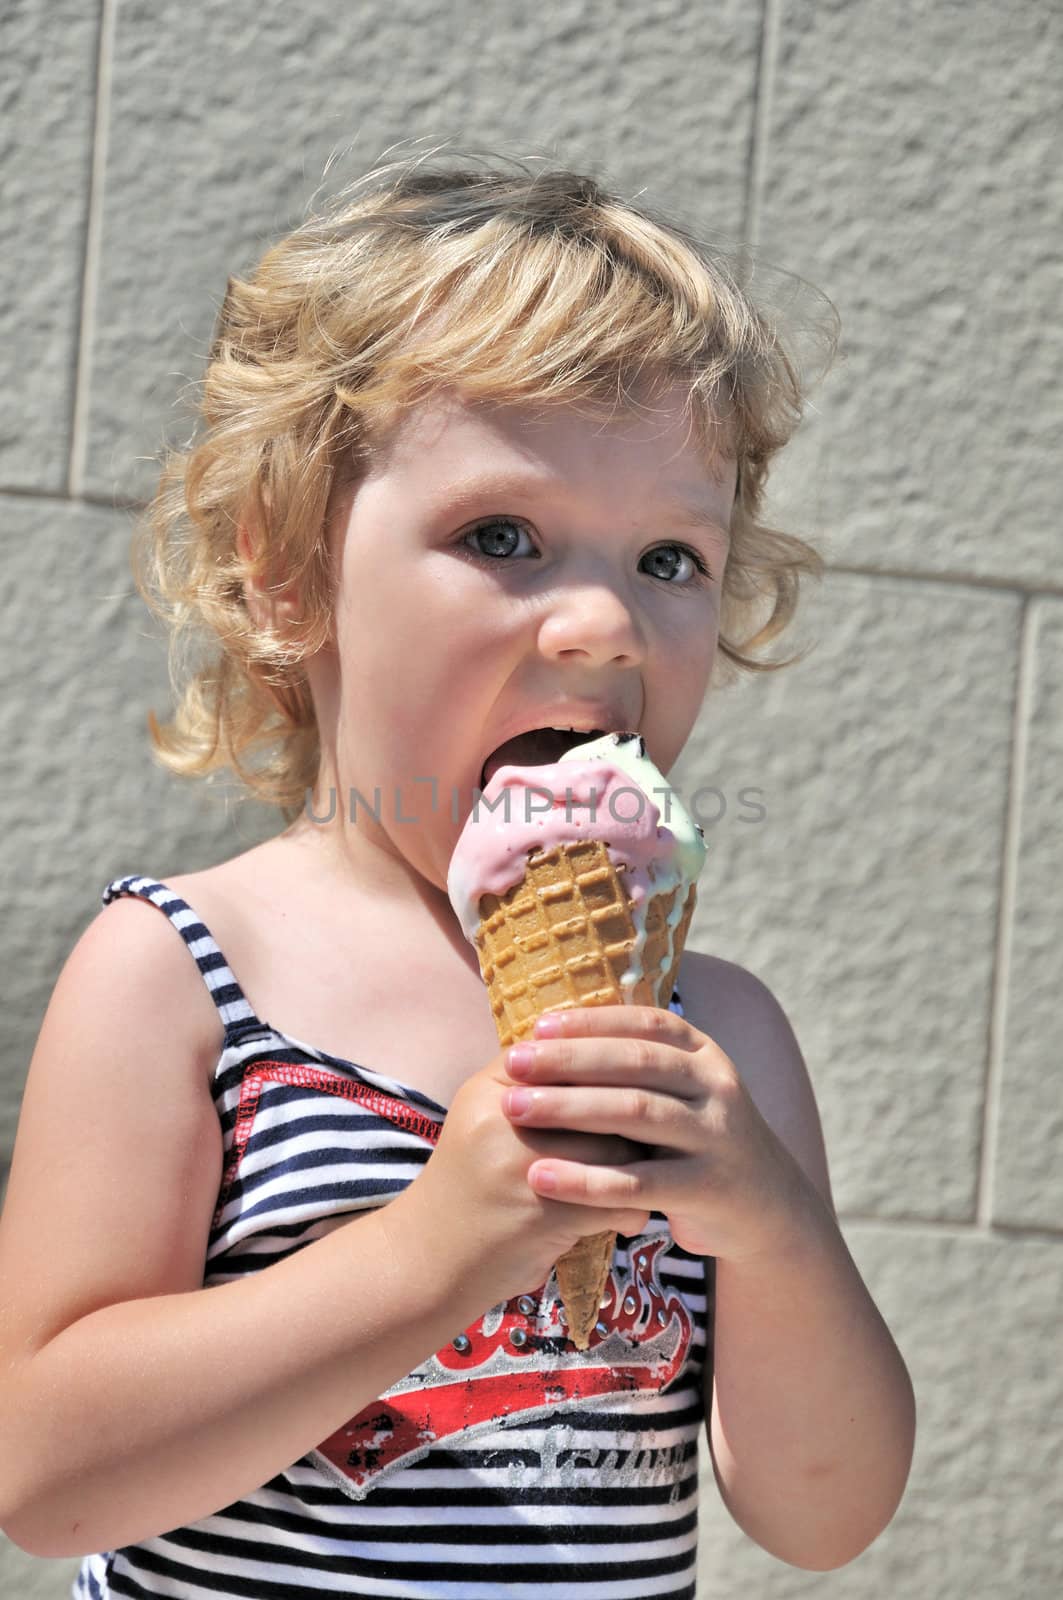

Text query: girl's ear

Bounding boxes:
[237,523,302,636]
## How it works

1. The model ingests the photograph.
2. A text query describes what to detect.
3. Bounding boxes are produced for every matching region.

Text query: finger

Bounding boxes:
[506,1035,703,1102]
[532,1004,700,1049]
[505,1085,704,1154]
[527,1157,660,1209]
[517,1128,647,1167]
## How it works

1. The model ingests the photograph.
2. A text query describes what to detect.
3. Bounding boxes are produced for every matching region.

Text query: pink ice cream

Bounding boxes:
[447,732,706,945]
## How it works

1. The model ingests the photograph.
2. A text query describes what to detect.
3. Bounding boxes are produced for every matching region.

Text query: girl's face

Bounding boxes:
[305,383,736,899]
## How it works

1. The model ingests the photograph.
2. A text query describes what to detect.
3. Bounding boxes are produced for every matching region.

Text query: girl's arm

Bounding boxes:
[0,901,489,1559]
[709,1178,915,1570]
[696,959,916,1569]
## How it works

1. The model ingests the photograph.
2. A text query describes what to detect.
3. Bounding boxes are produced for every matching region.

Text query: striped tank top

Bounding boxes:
[74,874,715,1600]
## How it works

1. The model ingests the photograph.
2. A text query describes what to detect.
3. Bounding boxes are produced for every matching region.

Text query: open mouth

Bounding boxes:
[481,728,609,789]
[479,727,618,789]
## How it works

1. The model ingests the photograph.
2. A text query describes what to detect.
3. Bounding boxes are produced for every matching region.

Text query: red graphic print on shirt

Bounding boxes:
[315,1234,694,1497]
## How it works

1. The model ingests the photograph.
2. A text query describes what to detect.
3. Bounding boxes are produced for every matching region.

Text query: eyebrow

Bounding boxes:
[440,474,732,545]
[662,496,732,544]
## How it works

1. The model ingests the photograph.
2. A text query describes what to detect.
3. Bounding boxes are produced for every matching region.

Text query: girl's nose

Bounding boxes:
[536,576,646,668]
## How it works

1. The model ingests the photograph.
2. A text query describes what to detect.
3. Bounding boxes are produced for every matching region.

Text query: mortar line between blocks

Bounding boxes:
[840,1214,1063,1245]
[68,0,116,499]
[977,595,1036,1227]
[825,561,1063,599]
[742,0,780,252]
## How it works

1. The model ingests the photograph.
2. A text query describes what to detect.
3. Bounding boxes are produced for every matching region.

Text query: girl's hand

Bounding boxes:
[392,1047,654,1311]
[500,1004,812,1266]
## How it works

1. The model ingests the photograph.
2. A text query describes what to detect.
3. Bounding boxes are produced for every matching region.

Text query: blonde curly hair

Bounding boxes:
[134,145,841,824]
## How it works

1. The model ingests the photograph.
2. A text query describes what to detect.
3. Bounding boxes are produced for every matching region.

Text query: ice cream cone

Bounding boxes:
[473,838,697,1348]
[447,732,705,1353]
[553,1228,616,1350]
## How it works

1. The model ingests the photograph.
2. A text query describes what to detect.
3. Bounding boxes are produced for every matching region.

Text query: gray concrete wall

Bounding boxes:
[2,0,1059,1594]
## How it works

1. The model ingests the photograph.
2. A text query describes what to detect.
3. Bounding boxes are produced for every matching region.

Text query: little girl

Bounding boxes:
[0,149,915,1598]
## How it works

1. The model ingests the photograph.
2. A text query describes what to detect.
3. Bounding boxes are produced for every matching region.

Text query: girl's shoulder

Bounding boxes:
[678,949,835,1215]
[0,884,229,1375]
[88,844,284,1085]
[91,872,235,1083]
[53,832,339,1110]
[676,947,766,1047]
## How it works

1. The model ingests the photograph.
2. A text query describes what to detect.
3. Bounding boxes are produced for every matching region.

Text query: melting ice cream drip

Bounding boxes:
[553,734,699,1002]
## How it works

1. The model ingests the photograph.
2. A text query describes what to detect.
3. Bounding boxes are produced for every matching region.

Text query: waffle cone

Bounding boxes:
[474,839,697,1349]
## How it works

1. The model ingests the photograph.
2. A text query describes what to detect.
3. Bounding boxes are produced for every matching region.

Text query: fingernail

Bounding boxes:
[508,1044,537,1076]
[534,1166,558,1193]
[534,1014,564,1038]
[504,1088,533,1117]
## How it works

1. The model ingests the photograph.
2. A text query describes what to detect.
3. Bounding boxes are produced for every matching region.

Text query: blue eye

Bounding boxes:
[461,518,536,561]
[641,544,713,585]
[459,518,713,587]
